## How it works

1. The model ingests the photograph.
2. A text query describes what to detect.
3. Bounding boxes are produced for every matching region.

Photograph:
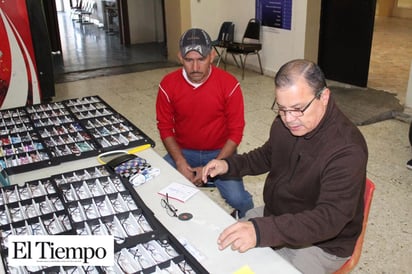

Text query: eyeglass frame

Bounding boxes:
[161,193,178,218]
[271,87,326,117]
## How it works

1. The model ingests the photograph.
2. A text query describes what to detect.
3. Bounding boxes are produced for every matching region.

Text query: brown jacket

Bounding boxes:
[225,96,368,257]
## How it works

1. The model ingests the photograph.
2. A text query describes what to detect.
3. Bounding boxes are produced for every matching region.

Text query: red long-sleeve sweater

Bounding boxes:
[156,66,245,150]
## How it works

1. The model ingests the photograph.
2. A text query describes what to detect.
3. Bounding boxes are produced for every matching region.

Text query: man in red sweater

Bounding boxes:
[156,28,253,217]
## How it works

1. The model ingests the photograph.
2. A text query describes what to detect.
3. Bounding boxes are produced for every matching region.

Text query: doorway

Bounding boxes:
[49,0,167,81]
[318,0,377,87]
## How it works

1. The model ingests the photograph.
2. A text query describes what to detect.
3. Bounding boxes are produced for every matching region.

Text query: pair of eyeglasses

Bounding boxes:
[43,217,62,234]
[271,87,326,117]
[161,193,178,217]
[135,213,153,232]
[160,240,180,258]
[161,194,193,221]
[178,260,196,274]
[143,241,167,263]
[116,251,140,273]
[128,246,152,269]
[120,214,143,236]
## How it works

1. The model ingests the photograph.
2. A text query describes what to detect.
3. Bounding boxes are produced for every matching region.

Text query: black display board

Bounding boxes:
[0,164,208,273]
[0,96,155,176]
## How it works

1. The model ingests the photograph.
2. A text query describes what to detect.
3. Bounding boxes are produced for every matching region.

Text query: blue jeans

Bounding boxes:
[163,149,253,217]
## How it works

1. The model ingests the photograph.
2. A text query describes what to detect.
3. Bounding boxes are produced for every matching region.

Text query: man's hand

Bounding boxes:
[189,166,204,186]
[202,159,229,183]
[176,162,196,182]
[176,162,204,186]
[217,221,257,253]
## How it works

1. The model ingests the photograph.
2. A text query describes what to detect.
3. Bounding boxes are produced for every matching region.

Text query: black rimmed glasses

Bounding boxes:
[68,204,83,222]
[43,218,62,234]
[82,203,99,219]
[160,240,180,258]
[19,187,31,200]
[104,220,125,244]
[143,241,167,263]
[110,198,126,213]
[116,252,138,273]
[66,266,97,274]
[161,193,178,217]
[50,197,64,211]
[1,229,13,248]
[178,260,196,274]
[135,214,152,233]
[24,203,38,219]
[127,247,152,269]
[120,214,142,236]
[0,210,9,225]
[31,222,44,235]
[39,200,53,215]
[58,214,72,231]
[271,87,326,117]
[122,194,138,210]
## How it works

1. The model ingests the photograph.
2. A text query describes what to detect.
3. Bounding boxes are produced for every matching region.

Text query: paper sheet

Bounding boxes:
[158,182,199,202]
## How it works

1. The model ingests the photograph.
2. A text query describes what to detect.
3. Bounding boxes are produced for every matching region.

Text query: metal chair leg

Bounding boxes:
[231,54,241,68]
[241,54,248,80]
[257,52,263,75]
[216,48,226,67]
[224,52,228,70]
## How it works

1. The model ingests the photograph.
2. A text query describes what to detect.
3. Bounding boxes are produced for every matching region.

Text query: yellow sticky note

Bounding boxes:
[233,265,255,274]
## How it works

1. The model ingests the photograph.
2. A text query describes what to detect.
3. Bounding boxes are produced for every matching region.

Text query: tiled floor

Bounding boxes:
[368,16,412,105]
[52,14,412,274]
[53,11,168,82]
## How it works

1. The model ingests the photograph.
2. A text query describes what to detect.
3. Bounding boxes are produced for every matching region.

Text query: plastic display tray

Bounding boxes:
[0,108,54,175]
[0,164,207,273]
[0,95,155,176]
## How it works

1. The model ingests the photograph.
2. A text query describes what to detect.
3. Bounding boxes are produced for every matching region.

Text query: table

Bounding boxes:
[7,148,301,274]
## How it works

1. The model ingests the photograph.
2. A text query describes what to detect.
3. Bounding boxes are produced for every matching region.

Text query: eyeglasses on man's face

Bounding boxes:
[271,87,326,117]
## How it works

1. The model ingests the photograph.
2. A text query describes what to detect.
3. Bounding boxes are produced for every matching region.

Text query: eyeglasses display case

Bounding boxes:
[0,96,155,177]
[0,163,208,274]
[0,108,53,175]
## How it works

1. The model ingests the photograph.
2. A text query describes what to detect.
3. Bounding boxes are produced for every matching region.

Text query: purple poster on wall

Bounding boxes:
[256,0,292,30]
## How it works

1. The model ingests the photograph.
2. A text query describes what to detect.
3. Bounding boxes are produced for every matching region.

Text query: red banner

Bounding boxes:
[0,0,41,108]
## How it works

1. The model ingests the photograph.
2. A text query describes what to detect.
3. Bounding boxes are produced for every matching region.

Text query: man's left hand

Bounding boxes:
[217,221,257,253]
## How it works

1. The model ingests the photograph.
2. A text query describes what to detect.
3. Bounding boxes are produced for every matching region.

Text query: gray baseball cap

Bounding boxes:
[179,28,212,57]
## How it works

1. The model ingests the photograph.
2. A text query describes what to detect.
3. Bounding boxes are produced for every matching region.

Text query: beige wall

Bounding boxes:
[163,0,191,63]
[377,0,412,18]
[305,0,322,63]
[376,0,396,16]
[165,0,318,75]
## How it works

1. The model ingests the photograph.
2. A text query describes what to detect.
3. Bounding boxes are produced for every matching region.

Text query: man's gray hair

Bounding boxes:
[274,59,327,94]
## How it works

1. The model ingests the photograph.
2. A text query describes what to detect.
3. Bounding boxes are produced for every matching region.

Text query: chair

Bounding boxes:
[225,18,263,79]
[70,0,83,21]
[334,178,375,274]
[211,22,235,67]
[73,0,95,24]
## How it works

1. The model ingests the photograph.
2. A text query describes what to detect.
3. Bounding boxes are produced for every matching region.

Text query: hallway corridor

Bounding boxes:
[53,11,168,83]
[368,16,412,105]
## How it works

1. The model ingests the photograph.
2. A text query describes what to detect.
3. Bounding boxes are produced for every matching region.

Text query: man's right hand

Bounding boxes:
[202,159,229,183]
[175,162,204,186]
[176,161,196,182]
